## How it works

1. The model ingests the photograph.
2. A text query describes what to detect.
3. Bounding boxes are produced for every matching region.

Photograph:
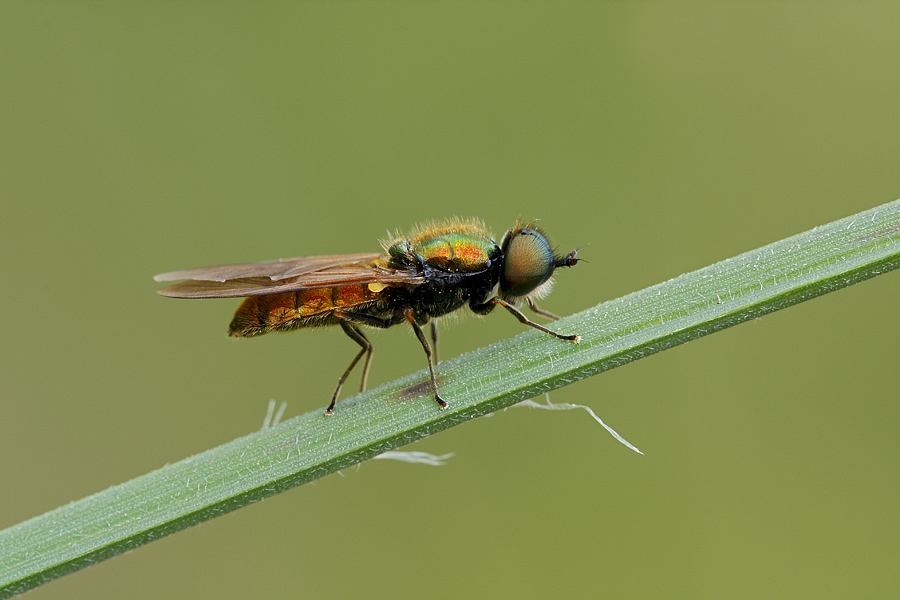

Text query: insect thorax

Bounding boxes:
[383,230,503,320]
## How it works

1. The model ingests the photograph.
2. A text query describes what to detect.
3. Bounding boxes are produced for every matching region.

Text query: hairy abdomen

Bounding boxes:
[228,285,382,337]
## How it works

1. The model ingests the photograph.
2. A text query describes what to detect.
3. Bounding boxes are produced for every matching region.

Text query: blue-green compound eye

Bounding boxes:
[499,228,557,297]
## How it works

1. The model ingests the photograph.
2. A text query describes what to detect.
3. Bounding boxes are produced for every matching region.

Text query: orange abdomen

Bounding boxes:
[228,284,382,337]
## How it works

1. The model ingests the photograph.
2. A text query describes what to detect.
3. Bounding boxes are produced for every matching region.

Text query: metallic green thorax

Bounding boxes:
[388,223,499,273]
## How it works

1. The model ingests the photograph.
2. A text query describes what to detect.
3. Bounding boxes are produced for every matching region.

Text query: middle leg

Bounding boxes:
[405,308,448,410]
[430,320,439,364]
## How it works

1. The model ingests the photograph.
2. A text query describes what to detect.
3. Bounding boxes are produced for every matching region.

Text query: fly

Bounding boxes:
[155,218,580,414]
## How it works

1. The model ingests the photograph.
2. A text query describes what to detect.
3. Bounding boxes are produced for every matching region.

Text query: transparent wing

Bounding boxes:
[154,253,424,298]
[154,253,382,282]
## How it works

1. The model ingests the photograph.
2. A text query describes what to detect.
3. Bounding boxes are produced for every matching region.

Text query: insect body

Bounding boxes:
[155,219,580,414]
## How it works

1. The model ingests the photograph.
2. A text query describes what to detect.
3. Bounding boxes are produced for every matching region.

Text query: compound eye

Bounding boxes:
[500,229,555,297]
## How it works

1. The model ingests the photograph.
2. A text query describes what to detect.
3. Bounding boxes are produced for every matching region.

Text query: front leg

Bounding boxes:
[470,297,580,342]
[526,297,561,321]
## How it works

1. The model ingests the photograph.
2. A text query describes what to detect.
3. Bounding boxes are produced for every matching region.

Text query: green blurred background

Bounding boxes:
[2,2,899,598]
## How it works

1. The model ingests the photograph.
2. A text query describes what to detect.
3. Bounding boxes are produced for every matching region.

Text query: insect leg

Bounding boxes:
[405,308,448,410]
[358,338,374,394]
[478,298,580,343]
[326,319,372,415]
[430,320,439,364]
[526,297,561,321]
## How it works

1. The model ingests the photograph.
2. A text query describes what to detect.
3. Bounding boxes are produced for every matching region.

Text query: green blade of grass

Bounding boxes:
[3,200,900,597]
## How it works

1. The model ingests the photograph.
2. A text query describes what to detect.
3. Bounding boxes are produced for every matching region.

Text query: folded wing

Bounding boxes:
[154,253,424,298]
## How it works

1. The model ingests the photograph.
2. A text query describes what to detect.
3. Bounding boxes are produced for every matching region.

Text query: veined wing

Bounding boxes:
[154,253,382,283]
[154,253,424,298]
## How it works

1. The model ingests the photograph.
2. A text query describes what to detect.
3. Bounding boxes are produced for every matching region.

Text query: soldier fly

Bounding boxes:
[155,218,580,414]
